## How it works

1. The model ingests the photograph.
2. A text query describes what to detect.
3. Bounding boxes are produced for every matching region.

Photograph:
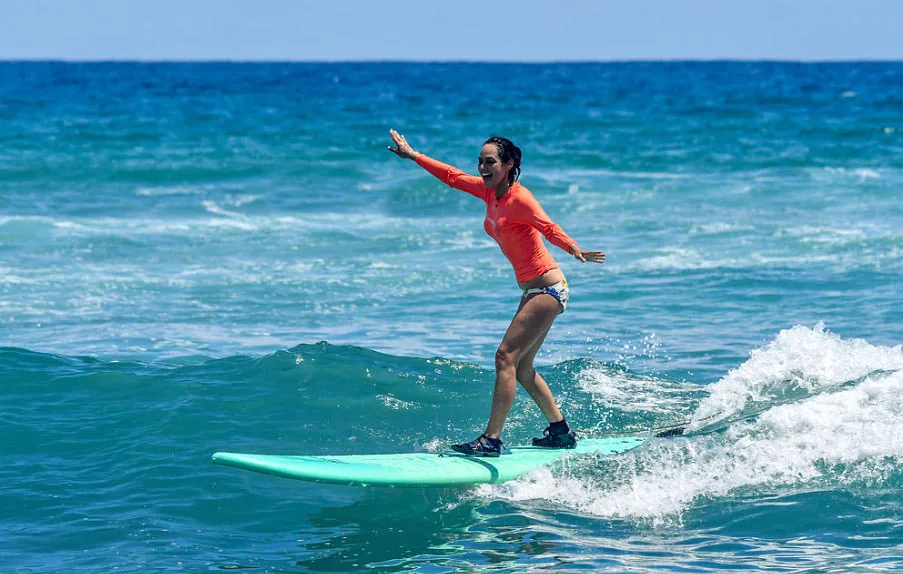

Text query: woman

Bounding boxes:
[387,129,605,457]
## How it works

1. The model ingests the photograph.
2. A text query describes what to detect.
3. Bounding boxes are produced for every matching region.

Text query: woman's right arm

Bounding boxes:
[387,130,487,200]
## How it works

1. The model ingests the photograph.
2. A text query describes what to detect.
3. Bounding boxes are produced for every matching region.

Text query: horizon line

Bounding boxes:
[2,57,902,64]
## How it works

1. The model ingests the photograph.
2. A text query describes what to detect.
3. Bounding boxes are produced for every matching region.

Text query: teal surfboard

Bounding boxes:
[212,437,646,487]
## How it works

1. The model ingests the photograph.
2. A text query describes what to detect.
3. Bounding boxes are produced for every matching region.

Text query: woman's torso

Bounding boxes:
[483,183,564,289]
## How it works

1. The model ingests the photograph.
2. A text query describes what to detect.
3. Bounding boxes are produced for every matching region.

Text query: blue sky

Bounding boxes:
[1,0,901,61]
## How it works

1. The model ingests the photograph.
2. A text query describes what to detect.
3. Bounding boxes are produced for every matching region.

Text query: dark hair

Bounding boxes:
[485,136,522,185]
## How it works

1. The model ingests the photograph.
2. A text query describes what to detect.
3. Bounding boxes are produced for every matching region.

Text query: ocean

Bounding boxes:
[1,61,902,572]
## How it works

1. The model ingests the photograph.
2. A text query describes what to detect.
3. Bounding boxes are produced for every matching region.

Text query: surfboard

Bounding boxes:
[212,436,646,487]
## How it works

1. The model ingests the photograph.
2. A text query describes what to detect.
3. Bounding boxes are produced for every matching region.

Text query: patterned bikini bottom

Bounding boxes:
[521,279,569,314]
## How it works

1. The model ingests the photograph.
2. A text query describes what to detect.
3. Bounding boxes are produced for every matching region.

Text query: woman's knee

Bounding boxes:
[494,346,517,371]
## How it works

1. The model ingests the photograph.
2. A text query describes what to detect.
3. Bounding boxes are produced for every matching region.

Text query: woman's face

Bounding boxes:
[478,144,512,188]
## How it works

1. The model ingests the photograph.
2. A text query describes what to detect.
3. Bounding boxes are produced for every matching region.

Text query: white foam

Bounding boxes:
[377,394,416,410]
[479,369,903,524]
[689,222,755,235]
[815,166,882,182]
[577,368,687,414]
[202,200,247,220]
[475,328,903,524]
[421,438,444,453]
[0,267,36,285]
[52,220,88,231]
[629,247,735,272]
[205,218,258,231]
[785,224,867,245]
[136,186,203,197]
[693,324,903,425]
[230,194,260,208]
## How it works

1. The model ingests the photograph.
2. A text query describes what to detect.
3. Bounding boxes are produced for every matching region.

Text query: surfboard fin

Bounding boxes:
[653,426,685,438]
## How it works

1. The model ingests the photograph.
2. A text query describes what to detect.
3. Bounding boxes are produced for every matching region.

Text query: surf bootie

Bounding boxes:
[451,434,502,457]
[532,422,578,449]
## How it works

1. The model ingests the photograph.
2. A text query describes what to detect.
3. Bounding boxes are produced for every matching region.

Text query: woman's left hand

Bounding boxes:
[570,245,605,264]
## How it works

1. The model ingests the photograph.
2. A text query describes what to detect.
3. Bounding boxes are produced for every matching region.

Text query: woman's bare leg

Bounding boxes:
[515,317,564,424]
[484,294,561,438]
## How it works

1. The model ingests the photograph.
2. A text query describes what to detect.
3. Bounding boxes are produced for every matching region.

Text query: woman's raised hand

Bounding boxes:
[570,245,606,264]
[387,129,420,160]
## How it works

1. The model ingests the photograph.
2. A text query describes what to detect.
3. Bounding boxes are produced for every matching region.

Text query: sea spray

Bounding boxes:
[479,327,903,526]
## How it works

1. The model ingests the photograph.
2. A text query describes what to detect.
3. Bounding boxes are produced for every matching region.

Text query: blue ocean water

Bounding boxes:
[1,61,902,571]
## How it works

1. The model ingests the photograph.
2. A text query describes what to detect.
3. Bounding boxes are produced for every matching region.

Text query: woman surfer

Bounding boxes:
[387,130,606,457]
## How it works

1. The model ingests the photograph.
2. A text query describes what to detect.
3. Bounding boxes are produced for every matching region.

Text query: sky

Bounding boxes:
[1,0,901,62]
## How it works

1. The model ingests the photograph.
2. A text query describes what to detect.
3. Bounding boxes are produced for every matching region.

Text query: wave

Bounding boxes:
[692,324,903,425]
[5,325,903,527]
[0,343,687,450]
[478,325,903,524]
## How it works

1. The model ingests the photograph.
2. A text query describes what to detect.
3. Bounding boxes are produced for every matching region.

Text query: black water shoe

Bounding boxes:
[451,434,502,457]
[532,426,578,449]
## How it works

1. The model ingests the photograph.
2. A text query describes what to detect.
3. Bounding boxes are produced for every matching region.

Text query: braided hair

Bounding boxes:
[485,136,522,185]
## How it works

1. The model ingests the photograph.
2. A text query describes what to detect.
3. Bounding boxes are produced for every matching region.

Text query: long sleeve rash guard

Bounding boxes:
[415,154,576,283]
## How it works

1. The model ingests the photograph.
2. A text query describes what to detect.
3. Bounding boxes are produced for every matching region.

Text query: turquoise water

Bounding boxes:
[2,62,903,571]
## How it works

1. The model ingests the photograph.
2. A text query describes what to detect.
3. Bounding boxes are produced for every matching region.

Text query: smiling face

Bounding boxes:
[478,143,513,190]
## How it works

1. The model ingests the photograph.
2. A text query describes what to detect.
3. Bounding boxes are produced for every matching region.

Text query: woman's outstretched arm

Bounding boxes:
[387,130,488,199]
[512,193,606,264]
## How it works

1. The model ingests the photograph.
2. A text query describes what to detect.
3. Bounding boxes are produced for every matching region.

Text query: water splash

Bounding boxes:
[478,327,903,525]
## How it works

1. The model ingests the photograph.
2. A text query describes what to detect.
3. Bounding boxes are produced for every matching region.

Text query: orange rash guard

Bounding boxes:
[415,154,577,283]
